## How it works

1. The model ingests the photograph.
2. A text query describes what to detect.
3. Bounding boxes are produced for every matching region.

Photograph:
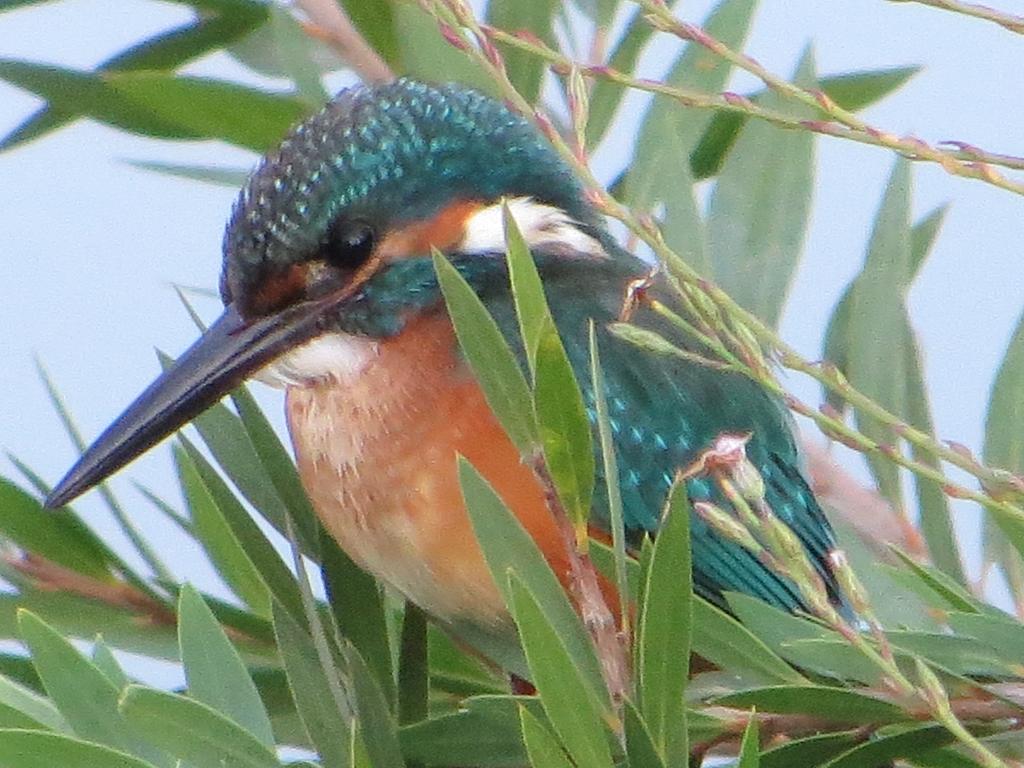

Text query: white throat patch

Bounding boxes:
[257,333,379,388]
[458,197,605,259]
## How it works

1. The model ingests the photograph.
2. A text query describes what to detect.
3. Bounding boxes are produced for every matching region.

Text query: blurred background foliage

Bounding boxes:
[2,0,1024,765]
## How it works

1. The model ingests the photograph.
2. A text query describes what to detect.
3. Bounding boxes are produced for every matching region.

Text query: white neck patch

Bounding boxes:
[458,197,605,259]
[256,333,379,388]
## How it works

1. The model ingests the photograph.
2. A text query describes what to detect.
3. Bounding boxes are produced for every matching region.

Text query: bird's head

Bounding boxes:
[47,78,612,507]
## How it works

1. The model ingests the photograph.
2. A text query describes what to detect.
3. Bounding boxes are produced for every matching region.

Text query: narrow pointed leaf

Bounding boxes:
[434,249,538,453]
[107,72,308,151]
[508,573,615,768]
[0,673,70,733]
[267,4,329,108]
[174,446,271,616]
[339,0,400,66]
[398,603,429,726]
[92,639,130,690]
[707,47,818,328]
[487,0,557,104]
[19,611,168,766]
[505,204,551,377]
[713,686,905,724]
[0,730,161,768]
[690,66,919,180]
[0,479,111,579]
[623,699,666,768]
[458,459,608,702]
[272,600,351,768]
[231,387,320,557]
[180,438,307,626]
[520,705,575,768]
[127,161,250,188]
[534,324,595,531]
[737,712,760,767]
[637,481,691,766]
[760,731,862,768]
[586,7,657,145]
[119,686,280,768]
[178,585,275,748]
[690,597,805,684]
[342,643,404,768]
[321,532,395,708]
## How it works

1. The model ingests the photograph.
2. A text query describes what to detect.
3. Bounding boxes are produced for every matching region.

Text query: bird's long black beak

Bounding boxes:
[45,302,322,509]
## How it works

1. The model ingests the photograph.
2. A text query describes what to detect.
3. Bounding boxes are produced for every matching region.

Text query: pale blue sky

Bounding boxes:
[2,0,1023,684]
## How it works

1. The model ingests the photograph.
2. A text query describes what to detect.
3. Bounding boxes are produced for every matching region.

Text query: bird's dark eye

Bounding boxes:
[325,220,376,271]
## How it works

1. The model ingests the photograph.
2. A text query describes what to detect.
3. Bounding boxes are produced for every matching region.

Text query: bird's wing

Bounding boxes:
[491,254,846,614]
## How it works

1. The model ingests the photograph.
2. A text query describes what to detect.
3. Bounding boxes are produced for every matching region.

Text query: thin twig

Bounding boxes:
[480,21,1024,192]
[293,0,394,83]
[532,458,630,711]
[428,0,1024,534]
[887,0,1024,34]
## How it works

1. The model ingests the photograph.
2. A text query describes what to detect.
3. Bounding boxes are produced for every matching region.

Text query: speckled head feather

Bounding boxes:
[221,78,594,311]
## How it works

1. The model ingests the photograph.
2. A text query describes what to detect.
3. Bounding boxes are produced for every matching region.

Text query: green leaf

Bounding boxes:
[624,0,757,273]
[339,0,400,66]
[690,66,919,180]
[0,10,266,151]
[398,603,429,726]
[0,479,111,579]
[713,686,906,725]
[107,72,308,151]
[179,438,307,627]
[534,324,595,532]
[119,686,280,768]
[707,47,818,328]
[92,639,130,690]
[0,672,70,733]
[458,459,608,699]
[174,446,271,616]
[433,249,537,454]
[342,643,404,768]
[520,705,575,768]
[127,161,250,188]
[178,585,275,748]
[586,6,657,145]
[984,310,1024,552]
[822,724,957,768]
[637,480,691,767]
[18,611,168,766]
[393,2,493,92]
[737,712,760,767]
[321,532,395,708]
[623,699,666,768]
[399,695,542,766]
[760,730,863,768]
[230,387,320,557]
[267,4,329,108]
[0,61,160,139]
[487,0,557,104]
[948,611,1024,670]
[505,204,552,377]
[0,730,161,768]
[272,600,352,768]
[889,548,981,614]
[590,325,631,632]
[508,573,615,768]
[690,598,806,685]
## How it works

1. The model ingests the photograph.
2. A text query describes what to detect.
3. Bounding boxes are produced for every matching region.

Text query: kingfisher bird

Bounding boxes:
[46,79,844,672]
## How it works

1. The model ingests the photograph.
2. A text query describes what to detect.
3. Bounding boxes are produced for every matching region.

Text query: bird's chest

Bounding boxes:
[284,315,561,627]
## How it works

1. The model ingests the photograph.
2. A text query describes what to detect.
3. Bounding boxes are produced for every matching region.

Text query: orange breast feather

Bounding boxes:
[285,314,573,627]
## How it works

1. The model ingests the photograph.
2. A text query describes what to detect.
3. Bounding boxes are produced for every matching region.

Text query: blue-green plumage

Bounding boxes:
[48,77,847,629]
[340,250,845,614]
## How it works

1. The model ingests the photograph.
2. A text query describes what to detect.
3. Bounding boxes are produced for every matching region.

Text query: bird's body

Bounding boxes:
[47,79,846,671]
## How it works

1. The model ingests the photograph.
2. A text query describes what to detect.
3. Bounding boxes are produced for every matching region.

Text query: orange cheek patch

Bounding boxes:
[249,263,309,315]
[378,200,482,259]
